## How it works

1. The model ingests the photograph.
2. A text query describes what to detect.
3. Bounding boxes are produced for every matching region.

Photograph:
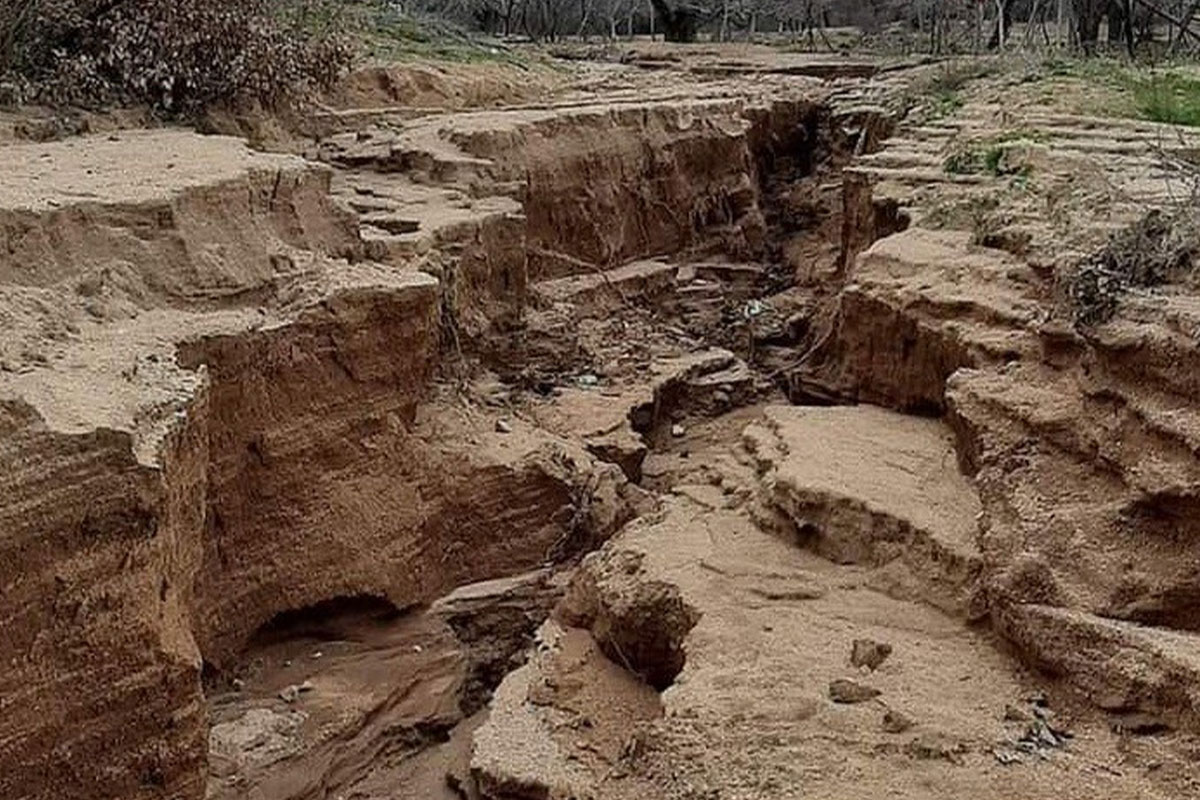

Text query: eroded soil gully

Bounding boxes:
[0,72,863,800]
[3,59,1198,800]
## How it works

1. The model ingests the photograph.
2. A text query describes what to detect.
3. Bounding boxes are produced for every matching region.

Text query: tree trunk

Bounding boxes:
[1073,0,1105,53]
[989,0,1015,48]
[648,0,700,41]
[1122,0,1136,54]
[578,0,592,40]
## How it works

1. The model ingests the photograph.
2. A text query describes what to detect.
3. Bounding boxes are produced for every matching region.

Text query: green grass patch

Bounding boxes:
[930,88,964,118]
[1130,72,1200,127]
[1039,57,1200,127]
[943,146,984,175]
[905,58,1001,120]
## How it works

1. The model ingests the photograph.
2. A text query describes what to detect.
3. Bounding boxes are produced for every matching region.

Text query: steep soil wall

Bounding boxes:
[0,396,210,800]
[489,99,826,279]
[332,95,829,286]
[178,279,439,662]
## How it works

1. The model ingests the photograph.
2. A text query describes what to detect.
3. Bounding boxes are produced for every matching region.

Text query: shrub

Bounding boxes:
[0,0,350,112]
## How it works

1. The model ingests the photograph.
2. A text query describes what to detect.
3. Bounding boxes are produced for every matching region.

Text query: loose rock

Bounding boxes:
[993,747,1022,766]
[1004,703,1032,723]
[278,680,314,704]
[828,678,881,704]
[850,638,892,671]
[882,708,914,733]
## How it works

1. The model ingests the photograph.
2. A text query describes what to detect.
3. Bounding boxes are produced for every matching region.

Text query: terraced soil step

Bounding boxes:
[746,404,983,617]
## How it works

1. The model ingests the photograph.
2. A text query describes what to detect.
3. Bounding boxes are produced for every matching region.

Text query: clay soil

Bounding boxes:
[2,45,1200,800]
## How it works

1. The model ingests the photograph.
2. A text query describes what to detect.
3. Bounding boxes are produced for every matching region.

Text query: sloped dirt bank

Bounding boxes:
[797,91,1200,749]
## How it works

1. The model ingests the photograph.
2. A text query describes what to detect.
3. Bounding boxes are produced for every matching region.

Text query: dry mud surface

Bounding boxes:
[2,46,1200,799]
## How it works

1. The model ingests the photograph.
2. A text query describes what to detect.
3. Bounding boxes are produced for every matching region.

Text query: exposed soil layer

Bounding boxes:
[2,48,1200,800]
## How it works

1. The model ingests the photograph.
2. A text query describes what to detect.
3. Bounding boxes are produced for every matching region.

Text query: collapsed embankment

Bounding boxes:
[0,81,852,800]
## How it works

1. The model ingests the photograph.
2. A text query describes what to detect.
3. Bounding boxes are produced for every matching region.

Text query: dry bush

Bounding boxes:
[1068,208,1200,326]
[0,0,350,112]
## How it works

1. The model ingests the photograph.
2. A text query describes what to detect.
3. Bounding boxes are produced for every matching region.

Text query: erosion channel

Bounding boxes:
[2,52,1199,800]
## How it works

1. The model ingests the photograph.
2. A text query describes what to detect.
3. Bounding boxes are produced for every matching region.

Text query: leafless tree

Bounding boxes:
[403,0,1200,54]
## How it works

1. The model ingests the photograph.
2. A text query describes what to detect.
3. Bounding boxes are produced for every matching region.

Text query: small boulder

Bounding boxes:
[1003,703,1032,723]
[278,680,314,704]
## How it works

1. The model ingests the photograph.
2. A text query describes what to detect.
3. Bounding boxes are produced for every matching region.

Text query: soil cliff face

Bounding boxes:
[321,91,829,296]
[0,396,210,800]
[472,99,826,278]
[0,130,630,798]
[0,132,365,800]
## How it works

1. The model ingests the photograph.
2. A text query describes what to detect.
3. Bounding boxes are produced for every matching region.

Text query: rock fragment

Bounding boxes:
[905,733,965,763]
[993,747,1022,765]
[850,638,892,671]
[1003,703,1032,722]
[828,678,881,704]
[882,708,914,733]
[278,680,314,704]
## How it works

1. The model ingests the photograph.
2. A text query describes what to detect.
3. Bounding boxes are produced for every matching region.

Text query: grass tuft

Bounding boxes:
[943,129,1043,178]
